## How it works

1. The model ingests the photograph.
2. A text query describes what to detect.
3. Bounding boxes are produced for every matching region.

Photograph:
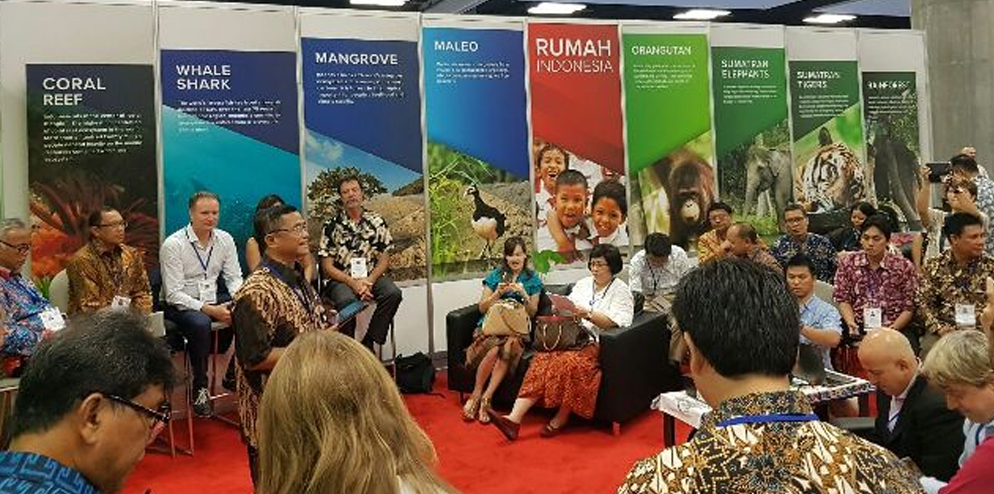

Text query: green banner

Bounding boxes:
[712,46,790,228]
[623,32,714,249]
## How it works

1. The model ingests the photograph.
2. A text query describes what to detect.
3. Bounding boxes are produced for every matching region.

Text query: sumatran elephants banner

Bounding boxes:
[528,22,626,261]
[623,27,712,250]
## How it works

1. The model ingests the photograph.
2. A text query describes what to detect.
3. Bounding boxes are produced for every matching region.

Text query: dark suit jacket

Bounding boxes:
[873,374,964,481]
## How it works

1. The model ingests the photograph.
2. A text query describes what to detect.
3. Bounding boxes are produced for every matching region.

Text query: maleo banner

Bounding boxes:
[423,22,531,281]
[26,64,158,281]
[788,60,868,228]
[712,46,791,230]
[301,31,425,282]
[529,22,626,261]
[624,30,712,250]
[160,49,301,260]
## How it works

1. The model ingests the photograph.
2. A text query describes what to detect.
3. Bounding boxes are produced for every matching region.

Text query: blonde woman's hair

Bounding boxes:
[257,331,454,494]
[923,329,994,388]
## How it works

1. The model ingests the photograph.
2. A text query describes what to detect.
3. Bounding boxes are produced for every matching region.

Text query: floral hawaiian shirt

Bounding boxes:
[771,233,838,282]
[0,267,54,357]
[917,250,994,335]
[834,251,918,328]
[317,209,392,272]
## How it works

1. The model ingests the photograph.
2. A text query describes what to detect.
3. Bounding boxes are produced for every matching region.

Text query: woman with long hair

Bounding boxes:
[257,331,455,494]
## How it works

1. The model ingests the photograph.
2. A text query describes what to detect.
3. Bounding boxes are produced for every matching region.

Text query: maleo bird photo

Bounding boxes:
[466,184,506,259]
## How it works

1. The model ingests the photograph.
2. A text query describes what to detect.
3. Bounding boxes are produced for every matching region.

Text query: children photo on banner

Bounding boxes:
[529,22,627,263]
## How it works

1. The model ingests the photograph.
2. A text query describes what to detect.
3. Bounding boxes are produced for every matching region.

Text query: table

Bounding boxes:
[656,370,875,446]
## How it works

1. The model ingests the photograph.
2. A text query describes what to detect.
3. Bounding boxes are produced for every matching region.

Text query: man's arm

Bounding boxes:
[368,251,391,284]
[233,289,283,372]
[628,252,645,294]
[913,392,965,482]
[65,258,106,314]
[918,265,954,335]
[130,251,153,314]
[0,292,45,356]
[802,303,842,348]
[220,234,244,296]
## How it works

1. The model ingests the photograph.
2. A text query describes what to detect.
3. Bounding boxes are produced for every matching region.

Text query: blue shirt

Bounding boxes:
[478,268,543,326]
[799,295,842,369]
[0,267,55,357]
[0,452,98,494]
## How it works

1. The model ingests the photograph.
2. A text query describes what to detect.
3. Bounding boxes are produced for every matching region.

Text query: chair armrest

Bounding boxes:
[596,312,676,423]
[446,304,482,369]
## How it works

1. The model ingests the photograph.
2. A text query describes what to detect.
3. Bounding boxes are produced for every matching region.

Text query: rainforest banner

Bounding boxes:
[26,64,158,281]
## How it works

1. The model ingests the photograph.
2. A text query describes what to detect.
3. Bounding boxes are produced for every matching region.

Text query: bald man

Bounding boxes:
[722,222,782,273]
[858,329,964,481]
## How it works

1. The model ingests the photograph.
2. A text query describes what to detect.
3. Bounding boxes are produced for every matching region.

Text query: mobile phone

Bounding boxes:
[926,161,952,183]
[501,270,515,284]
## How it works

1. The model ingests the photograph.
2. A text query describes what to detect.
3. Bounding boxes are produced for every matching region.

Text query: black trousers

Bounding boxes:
[247,445,259,486]
[324,276,402,345]
[163,292,232,390]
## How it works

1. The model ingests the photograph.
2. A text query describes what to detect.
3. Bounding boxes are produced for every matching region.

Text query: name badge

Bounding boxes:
[864,307,883,329]
[350,257,368,279]
[956,303,977,328]
[198,280,217,305]
[40,307,66,332]
[111,295,132,310]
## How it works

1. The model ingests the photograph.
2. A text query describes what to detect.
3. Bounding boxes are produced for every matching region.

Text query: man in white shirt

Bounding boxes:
[628,233,691,312]
[160,191,244,416]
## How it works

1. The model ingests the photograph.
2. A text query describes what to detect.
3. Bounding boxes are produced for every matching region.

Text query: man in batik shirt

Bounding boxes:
[0,218,60,361]
[771,204,837,282]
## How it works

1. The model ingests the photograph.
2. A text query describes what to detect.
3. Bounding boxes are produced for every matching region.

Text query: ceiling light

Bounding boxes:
[528,2,586,15]
[350,0,406,6]
[673,9,731,21]
[803,14,856,24]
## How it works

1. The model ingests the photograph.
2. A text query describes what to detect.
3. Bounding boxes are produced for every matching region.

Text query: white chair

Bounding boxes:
[48,270,69,314]
[814,280,837,310]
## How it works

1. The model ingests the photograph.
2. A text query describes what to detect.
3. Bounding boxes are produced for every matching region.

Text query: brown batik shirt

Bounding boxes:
[917,250,994,335]
[618,390,924,494]
[232,257,333,448]
[65,242,152,315]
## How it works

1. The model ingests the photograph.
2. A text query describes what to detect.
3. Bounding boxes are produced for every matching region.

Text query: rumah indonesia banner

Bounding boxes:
[423,22,531,281]
[26,64,158,282]
[160,49,301,264]
[624,30,712,250]
[529,22,627,264]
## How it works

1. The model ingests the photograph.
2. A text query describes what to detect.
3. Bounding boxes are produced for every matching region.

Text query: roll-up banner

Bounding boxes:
[529,21,626,262]
[159,4,300,266]
[423,16,531,281]
[623,22,712,250]
[710,25,791,233]
[858,30,929,231]
[787,28,867,232]
[0,1,158,285]
[300,11,425,282]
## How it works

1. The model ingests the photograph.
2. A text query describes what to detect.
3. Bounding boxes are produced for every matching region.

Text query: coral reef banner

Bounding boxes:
[423,20,531,281]
[26,64,158,282]
[160,49,301,266]
[529,22,626,262]
[623,29,711,250]
[301,16,424,282]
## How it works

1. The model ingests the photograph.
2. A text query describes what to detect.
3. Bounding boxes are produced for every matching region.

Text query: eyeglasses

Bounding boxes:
[268,223,308,236]
[785,217,806,224]
[0,239,30,254]
[103,393,171,442]
[98,221,128,229]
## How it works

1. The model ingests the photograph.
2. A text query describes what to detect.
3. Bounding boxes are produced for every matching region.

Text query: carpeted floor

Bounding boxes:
[123,375,689,493]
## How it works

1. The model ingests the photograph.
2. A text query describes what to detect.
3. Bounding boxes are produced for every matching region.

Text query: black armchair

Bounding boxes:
[446,284,680,434]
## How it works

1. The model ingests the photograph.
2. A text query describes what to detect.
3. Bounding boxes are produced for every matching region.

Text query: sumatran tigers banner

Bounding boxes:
[788,59,868,231]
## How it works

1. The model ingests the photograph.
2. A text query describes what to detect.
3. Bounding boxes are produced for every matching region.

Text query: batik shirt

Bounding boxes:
[65,242,152,315]
[834,251,918,328]
[318,209,392,273]
[771,233,838,282]
[746,246,782,273]
[917,250,994,335]
[0,452,98,494]
[696,230,723,263]
[618,390,924,494]
[232,258,333,448]
[0,267,54,357]
[974,176,994,255]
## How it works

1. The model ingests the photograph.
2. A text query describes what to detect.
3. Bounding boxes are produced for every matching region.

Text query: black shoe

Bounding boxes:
[192,387,213,417]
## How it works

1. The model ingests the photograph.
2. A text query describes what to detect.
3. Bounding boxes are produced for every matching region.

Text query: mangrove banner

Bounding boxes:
[624,30,711,250]
[26,64,158,281]
[423,21,531,280]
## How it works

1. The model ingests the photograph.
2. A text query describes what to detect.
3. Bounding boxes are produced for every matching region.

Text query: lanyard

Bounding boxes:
[184,229,214,279]
[647,265,660,293]
[590,278,615,308]
[263,262,314,317]
[718,413,820,428]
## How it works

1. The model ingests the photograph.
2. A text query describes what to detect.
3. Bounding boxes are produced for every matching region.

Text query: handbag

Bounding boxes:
[395,352,436,394]
[534,315,587,352]
[481,299,530,337]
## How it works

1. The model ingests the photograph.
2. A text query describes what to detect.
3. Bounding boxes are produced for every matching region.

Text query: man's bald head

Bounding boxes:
[858,329,919,397]
[860,328,915,362]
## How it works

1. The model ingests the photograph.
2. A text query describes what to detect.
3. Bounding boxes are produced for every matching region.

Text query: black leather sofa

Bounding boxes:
[446,284,681,434]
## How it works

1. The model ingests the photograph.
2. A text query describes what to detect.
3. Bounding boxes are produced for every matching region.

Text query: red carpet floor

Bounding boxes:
[123,376,689,494]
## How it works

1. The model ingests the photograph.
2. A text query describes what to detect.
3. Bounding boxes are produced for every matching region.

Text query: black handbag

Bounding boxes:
[395,352,436,394]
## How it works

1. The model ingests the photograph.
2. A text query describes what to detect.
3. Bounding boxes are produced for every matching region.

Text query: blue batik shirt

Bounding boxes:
[0,267,54,357]
[771,233,838,283]
[0,452,98,494]
[799,294,843,370]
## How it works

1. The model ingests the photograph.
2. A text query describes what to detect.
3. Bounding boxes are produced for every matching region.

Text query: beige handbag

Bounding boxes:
[481,299,531,337]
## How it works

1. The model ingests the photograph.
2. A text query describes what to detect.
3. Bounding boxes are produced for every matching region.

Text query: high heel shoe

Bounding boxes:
[478,398,492,424]
[488,409,520,441]
[462,395,481,422]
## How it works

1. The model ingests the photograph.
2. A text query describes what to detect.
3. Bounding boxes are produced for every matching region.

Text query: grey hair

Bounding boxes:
[0,218,29,239]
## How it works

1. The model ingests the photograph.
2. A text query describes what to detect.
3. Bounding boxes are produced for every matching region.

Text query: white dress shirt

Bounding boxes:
[568,276,634,340]
[160,224,243,311]
[627,247,692,297]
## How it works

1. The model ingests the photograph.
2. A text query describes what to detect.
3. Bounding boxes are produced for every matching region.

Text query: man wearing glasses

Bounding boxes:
[0,218,61,363]
[0,310,174,494]
[65,207,152,315]
[771,203,838,283]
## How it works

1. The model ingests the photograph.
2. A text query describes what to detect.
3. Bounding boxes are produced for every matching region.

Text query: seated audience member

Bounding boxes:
[834,214,918,339]
[948,153,994,256]
[65,207,152,315]
[695,202,732,263]
[463,236,542,424]
[0,311,174,494]
[628,232,692,311]
[786,254,842,369]
[257,331,455,494]
[160,191,244,417]
[771,203,837,282]
[318,176,402,351]
[918,213,994,356]
[490,244,633,440]
[245,194,316,281]
[618,259,922,494]
[537,170,592,257]
[722,222,781,273]
[858,329,964,481]
[829,201,877,253]
[233,205,334,483]
[916,168,988,260]
[920,330,994,493]
[534,143,570,228]
[0,218,61,360]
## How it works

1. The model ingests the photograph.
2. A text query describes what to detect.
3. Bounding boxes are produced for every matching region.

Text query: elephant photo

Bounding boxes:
[744,144,793,227]
[870,132,922,231]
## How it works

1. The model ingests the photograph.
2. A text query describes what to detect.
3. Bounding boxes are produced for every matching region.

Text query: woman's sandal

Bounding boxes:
[462,395,481,422]
[540,420,565,438]
[477,398,492,424]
